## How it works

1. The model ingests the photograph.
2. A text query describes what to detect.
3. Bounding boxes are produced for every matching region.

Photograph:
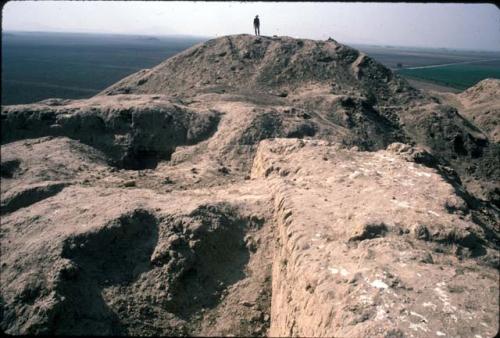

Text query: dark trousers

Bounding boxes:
[254,25,260,36]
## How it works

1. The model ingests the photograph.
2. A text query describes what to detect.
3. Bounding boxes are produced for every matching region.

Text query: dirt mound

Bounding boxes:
[429,79,500,143]
[4,35,498,203]
[100,34,419,105]
[456,79,500,143]
[0,182,274,336]
[1,34,499,336]
[459,78,500,106]
[1,95,220,170]
[98,34,497,203]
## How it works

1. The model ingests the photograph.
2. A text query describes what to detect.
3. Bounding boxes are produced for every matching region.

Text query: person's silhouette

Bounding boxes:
[254,15,260,36]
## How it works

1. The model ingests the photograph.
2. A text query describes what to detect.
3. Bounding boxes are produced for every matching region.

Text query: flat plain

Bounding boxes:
[2,32,500,104]
[1,31,206,105]
[354,44,500,90]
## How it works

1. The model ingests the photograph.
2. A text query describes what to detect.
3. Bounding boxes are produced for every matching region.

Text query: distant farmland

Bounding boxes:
[355,44,500,91]
[396,60,500,90]
[2,31,207,105]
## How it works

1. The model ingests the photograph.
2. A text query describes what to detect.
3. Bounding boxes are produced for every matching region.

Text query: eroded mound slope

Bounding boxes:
[1,95,220,170]
[457,78,500,143]
[1,34,499,336]
[105,34,494,205]
[1,154,274,335]
[100,34,418,105]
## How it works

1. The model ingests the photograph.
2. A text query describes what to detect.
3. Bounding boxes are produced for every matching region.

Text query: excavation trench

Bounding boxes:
[1,104,222,172]
[50,204,274,336]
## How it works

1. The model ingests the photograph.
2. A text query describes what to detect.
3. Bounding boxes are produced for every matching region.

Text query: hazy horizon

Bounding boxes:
[4,29,500,54]
[3,1,500,52]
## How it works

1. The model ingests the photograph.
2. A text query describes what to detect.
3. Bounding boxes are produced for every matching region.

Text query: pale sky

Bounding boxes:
[3,1,500,51]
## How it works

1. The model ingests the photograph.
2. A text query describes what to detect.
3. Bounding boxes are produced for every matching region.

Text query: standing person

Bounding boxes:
[254,15,260,36]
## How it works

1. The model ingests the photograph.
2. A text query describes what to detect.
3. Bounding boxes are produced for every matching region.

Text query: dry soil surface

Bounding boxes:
[1,34,499,337]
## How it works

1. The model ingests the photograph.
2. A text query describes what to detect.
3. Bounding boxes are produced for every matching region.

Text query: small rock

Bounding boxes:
[218,166,230,175]
[245,235,259,252]
[297,111,311,119]
[163,177,174,184]
[414,224,430,241]
[349,221,388,242]
[348,272,363,284]
[58,261,79,280]
[385,329,405,338]
[123,180,136,187]
[419,252,434,264]
[253,326,263,334]
[241,300,254,307]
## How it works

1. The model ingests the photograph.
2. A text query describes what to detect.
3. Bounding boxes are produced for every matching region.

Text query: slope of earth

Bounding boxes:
[99,34,418,106]
[426,78,499,143]
[98,34,499,205]
[1,34,499,336]
[1,135,498,337]
[421,78,500,204]
[457,78,500,143]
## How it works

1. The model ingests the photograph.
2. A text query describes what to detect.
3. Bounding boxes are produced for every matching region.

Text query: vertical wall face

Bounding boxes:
[251,139,499,338]
[270,187,340,337]
[270,188,296,337]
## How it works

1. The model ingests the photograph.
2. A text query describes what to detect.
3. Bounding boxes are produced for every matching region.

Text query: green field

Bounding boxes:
[2,31,207,105]
[396,62,500,90]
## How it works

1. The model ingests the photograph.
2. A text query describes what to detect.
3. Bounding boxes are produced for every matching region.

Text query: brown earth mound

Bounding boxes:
[1,34,498,336]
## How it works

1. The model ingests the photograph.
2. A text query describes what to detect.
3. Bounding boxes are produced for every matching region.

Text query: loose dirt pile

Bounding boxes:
[1,34,498,336]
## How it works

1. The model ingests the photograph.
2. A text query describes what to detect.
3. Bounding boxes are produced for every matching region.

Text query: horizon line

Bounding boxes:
[3,30,500,53]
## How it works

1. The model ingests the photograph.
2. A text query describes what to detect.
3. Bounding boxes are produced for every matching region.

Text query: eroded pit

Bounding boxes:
[161,204,253,319]
[0,159,21,178]
[54,209,159,335]
[1,101,222,173]
[46,204,271,336]
[118,149,170,170]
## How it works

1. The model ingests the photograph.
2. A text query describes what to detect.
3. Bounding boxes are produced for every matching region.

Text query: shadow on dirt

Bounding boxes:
[1,106,222,172]
[0,182,69,215]
[161,204,254,320]
[56,209,159,335]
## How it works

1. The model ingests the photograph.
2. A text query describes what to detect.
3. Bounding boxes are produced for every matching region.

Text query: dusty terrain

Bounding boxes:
[1,34,499,337]
[429,78,500,143]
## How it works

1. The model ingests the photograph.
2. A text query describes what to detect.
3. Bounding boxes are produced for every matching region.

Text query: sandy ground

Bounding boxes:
[1,34,498,336]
